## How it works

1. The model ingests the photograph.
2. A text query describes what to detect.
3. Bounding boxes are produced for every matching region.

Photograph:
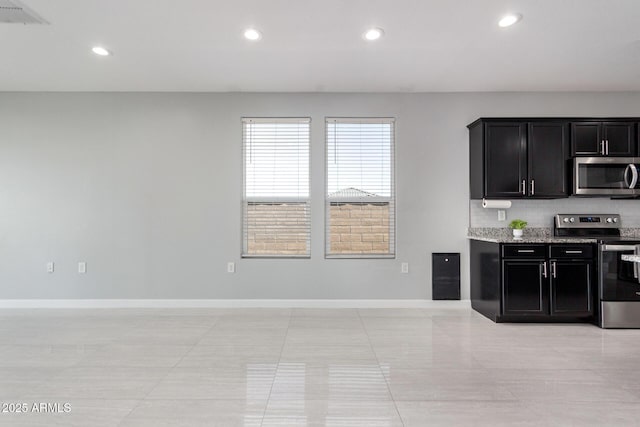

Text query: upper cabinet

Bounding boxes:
[484,122,527,199]
[571,121,636,156]
[469,119,569,200]
[528,122,569,198]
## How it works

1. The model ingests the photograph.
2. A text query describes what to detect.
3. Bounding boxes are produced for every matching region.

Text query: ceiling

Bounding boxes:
[2,0,640,92]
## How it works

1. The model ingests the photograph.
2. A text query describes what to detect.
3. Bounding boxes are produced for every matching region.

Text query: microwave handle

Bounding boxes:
[624,164,638,189]
[630,164,638,189]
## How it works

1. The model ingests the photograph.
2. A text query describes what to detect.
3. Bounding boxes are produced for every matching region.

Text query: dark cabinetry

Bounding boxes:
[528,123,569,197]
[547,244,594,316]
[571,121,636,156]
[550,260,593,316]
[484,123,526,198]
[470,240,595,323]
[502,244,548,317]
[502,260,548,316]
[469,119,568,199]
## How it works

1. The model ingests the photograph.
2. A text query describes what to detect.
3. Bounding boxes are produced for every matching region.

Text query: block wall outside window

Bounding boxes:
[246,202,310,256]
[329,203,390,254]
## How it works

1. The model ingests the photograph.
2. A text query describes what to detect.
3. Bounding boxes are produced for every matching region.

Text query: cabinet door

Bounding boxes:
[502,260,548,316]
[571,122,602,156]
[603,122,635,156]
[527,122,568,198]
[485,123,527,198]
[550,260,593,316]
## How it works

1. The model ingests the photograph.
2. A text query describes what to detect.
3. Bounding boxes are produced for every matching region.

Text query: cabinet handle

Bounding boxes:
[530,180,535,196]
[517,249,535,253]
[606,139,609,155]
[522,180,526,195]
[551,261,557,279]
[565,250,583,254]
[542,262,548,278]
[601,140,605,155]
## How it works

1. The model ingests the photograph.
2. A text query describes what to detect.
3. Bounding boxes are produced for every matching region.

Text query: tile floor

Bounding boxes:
[0,307,640,426]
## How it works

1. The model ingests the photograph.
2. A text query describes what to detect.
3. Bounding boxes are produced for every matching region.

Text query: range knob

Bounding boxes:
[606,217,613,223]
[569,217,575,223]
[613,218,618,223]
[563,218,569,223]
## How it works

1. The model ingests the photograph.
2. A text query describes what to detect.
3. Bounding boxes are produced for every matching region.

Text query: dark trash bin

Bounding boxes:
[432,253,460,300]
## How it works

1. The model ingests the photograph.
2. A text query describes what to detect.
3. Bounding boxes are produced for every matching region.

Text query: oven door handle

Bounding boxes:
[602,245,639,252]
[635,245,640,282]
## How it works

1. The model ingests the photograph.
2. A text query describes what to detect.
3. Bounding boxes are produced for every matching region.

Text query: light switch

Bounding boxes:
[78,262,87,274]
[498,210,506,221]
[47,262,54,273]
[227,262,235,273]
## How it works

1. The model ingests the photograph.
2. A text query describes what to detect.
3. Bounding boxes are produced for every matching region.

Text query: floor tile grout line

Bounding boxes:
[357,308,406,427]
[260,308,292,427]
[116,310,222,426]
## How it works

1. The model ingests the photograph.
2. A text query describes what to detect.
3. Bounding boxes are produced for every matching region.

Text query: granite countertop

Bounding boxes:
[467,227,640,244]
[621,254,640,263]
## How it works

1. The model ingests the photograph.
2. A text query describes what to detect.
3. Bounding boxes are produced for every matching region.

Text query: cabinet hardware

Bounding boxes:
[601,140,605,155]
[517,249,535,253]
[542,262,548,278]
[522,180,526,195]
[565,250,583,254]
[606,139,609,155]
[530,180,535,195]
[551,261,557,279]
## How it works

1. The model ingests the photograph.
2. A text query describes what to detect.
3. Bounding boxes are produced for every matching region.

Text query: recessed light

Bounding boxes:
[363,28,384,41]
[498,14,522,28]
[243,28,262,41]
[91,46,111,56]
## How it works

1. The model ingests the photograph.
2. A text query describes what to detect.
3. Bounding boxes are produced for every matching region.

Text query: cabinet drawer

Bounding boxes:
[502,245,546,258]
[549,244,594,259]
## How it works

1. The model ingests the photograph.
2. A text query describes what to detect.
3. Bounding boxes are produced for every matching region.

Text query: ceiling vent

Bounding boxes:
[0,0,48,24]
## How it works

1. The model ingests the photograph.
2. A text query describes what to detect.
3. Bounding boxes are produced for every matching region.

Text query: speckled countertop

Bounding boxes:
[467,227,640,244]
[621,254,640,263]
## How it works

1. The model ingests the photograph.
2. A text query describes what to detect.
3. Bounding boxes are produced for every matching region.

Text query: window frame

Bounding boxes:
[241,117,312,259]
[324,117,396,259]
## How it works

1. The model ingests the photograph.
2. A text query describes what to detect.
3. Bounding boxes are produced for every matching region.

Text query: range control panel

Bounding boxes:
[555,214,621,228]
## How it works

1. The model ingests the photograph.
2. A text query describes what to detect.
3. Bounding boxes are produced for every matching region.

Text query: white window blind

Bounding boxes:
[326,118,395,258]
[242,118,310,257]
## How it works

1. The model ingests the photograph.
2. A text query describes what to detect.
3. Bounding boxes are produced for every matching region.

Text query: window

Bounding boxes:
[242,118,310,257]
[326,118,395,258]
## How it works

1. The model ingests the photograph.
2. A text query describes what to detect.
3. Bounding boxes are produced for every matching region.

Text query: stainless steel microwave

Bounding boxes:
[574,157,640,196]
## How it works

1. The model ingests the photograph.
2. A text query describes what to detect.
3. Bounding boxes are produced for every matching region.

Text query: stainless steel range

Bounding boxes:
[555,214,640,328]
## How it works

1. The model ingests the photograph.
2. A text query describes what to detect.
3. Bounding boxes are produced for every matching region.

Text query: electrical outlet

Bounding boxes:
[401,262,409,274]
[47,262,54,273]
[498,210,506,221]
[227,262,235,273]
[78,262,87,274]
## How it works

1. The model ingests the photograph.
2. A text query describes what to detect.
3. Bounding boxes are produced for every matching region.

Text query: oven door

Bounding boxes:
[600,244,640,301]
[574,157,640,196]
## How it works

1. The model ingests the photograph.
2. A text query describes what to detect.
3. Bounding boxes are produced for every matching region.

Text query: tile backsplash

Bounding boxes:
[470,199,640,228]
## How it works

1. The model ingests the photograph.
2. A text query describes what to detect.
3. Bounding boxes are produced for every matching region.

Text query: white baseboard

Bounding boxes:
[0,299,472,309]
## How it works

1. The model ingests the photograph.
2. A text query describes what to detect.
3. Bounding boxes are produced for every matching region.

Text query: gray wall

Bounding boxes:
[1,92,639,300]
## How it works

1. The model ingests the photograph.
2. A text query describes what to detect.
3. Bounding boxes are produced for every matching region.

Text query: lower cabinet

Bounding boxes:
[470,240,595,322]
[502,260,548,316]
[550,260,593,316]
